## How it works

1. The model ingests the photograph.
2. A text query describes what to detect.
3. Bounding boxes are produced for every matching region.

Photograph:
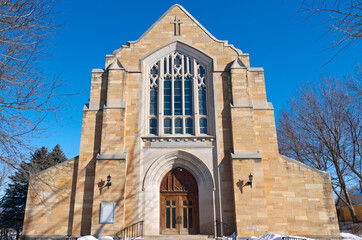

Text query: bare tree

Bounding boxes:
[0,0,66,178]
[277,72,362,222]
[0,164,9,191]
[297,0,361,59]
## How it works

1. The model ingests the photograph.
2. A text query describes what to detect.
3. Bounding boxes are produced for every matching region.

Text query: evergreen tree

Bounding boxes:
[29,147,49,173]
[0,164,29,239]
[0,145,67,239]
[48,144,67,166]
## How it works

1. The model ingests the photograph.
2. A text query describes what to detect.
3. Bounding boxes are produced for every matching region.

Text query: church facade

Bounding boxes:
[23,5,340,239]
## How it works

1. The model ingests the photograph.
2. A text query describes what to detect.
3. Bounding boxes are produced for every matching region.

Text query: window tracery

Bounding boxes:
[148,51,208,135]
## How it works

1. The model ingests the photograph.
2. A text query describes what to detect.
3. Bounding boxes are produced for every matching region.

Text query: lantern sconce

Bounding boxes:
[106,174,112,189]
[246,173,253,188]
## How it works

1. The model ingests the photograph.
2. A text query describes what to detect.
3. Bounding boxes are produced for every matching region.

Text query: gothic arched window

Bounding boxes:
[148,51,208,135]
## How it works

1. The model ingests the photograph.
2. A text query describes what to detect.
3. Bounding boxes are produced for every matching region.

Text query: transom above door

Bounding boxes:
[160,168,199,235]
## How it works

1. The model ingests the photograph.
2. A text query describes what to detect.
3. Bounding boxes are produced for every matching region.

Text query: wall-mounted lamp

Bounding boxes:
[106,174,112,189]
[246,173,253,188]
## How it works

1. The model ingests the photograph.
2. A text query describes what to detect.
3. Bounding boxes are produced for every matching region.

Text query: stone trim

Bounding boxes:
[96,152,127,160]
[83,103,103,112]
[31,156,79,176]
[142,150,215,191]
[230,57,247,69]
[112,4,244,56]
[127,69,142,73]
[231,152,262,159]
[230,101,274,110]
[280,154,330,175]
[252,101,274,110]
[103,102,126,109]
[91,68,104,73]
[249,67,264,72]
[141,135,215,143]
[230,103,252,108]
[140,40,214,69]
[107,58,124,70]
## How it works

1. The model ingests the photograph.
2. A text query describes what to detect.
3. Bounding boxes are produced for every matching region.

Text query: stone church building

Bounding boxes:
[23,4,340,239]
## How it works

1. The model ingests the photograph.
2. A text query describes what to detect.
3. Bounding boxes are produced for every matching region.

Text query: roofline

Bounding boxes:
[113,4,244,56]
[32,156,79,176]
[280,154,330,176]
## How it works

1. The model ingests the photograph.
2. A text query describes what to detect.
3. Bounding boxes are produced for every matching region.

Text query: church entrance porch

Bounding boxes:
[160,168,199,235]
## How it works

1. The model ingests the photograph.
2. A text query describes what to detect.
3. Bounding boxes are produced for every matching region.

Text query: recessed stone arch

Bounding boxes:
[142,150,215,191]
[141,150,215,236]
[140,40,215,70]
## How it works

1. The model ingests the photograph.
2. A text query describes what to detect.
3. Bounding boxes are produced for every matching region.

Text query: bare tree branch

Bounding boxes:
[0,0,73,187]
[296,0,361,60]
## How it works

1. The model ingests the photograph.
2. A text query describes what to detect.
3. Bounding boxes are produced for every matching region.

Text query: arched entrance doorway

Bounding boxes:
[160,168,199,235]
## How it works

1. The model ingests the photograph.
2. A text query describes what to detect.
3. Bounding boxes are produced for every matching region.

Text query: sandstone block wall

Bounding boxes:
[91,160,126,236]
[22,157,78,237]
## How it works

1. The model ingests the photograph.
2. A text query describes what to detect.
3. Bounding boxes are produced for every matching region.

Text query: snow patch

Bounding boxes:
[78,236,98,240]
[98,236,114,240]
[259,233,282,240]
[77,236,113,240]
[341,232,362,240]
[258,233,314,240]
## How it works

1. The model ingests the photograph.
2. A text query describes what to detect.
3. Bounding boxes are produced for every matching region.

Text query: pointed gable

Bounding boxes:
[111,4,248,73]
[128,4,227,45]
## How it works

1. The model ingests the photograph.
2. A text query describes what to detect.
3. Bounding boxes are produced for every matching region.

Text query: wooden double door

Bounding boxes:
[160,168,199,235]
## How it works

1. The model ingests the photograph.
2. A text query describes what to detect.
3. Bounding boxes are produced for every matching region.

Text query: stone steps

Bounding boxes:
[142,235,214,240]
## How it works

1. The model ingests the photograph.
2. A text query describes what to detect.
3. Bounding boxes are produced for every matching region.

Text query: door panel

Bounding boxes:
[160,168,199,235]
[160,195,179,234]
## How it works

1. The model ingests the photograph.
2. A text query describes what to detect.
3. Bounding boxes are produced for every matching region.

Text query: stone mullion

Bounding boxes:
[158,59,164,136]
[171,53,175,134]
[181,54,185,134]
[203,66,208,134]
[193,59,199,135]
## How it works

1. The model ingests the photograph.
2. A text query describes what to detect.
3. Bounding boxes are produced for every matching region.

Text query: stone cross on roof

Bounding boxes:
[170,16,183,36]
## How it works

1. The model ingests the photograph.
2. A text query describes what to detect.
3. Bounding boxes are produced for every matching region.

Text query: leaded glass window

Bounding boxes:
[164,118,172,134]
[175,118,183,134]
[149,118,157,135]
[200,118,207,134]
[185,118,193,134]
[148,51,208,135]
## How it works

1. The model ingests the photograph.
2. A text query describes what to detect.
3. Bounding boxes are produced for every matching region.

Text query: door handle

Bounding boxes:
[177,216,182,224]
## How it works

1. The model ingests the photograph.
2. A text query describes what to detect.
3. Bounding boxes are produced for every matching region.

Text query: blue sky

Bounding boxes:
[34,0,361,159]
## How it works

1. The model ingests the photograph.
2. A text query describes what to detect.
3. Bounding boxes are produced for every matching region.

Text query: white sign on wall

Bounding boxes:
[100,202,115,223]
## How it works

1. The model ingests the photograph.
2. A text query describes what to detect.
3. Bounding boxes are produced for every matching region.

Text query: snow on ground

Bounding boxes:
[78,236,113,240]
[341,232,362,240]
[76,232,362,240]
[78,236,98,240]
[258,233,314,240]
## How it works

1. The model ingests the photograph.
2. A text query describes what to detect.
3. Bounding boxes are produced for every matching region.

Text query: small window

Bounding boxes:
[164,118,172,134]
[175,118,183,134]
[185,118,193,134]
[200,118,207,134]
[149,119,157,135]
